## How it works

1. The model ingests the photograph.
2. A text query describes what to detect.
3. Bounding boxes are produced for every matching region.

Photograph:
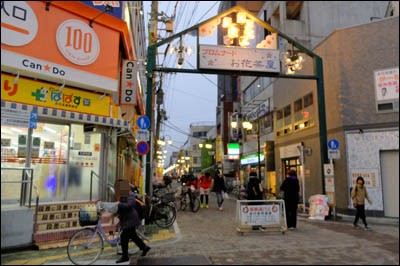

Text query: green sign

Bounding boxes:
[227,143,240,156]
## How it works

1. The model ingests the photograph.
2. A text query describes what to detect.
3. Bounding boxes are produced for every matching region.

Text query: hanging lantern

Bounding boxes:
[236,12,247,25]
[222,17,232,28]
[228,23,240,39]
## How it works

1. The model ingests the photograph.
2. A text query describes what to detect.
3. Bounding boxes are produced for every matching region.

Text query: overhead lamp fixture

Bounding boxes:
[222,12,255,47]
[242,121,253,130]
[89,4,113,28]
[281,43,305,74]
[169,37,192,68]
[13,71,20,85]
[231,121,238,129]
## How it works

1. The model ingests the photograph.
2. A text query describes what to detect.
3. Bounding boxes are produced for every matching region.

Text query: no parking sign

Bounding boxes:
[136,141,149,155]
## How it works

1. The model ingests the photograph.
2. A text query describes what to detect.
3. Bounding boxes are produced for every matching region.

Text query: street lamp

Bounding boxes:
[242,119,261,180]
[230,114,262,181]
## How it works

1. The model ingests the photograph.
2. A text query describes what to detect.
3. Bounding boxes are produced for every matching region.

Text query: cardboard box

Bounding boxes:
[114,179,130,199]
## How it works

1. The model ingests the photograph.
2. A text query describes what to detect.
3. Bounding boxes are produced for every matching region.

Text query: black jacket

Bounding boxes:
[118,194,140,230]
[212,175,226,192]
[247,177,263,200]
[280,176,300,204]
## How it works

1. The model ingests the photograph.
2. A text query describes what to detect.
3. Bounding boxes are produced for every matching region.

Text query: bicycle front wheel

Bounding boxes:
[154,203,176,228]
[179,196,187,211]
[67,228,104,265]
[190,196,201,213]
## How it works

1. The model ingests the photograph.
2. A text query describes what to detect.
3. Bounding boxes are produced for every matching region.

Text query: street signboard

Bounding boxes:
[1,107,30,128]
[324,164,334,176]
[136,115,150,130]
[136,141,149,155]
[136,130,150,141]
[29,111,38,129]
[328,150,340,159]
[324,176,335,193]
[327,139,339,150]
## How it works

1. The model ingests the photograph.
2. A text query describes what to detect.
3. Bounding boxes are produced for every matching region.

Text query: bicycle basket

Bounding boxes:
[161,192,176,203]
[79,209,99,227]
[192,189,200,197]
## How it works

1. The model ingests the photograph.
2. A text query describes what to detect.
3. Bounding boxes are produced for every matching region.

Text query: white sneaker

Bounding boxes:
[219,207,223,211]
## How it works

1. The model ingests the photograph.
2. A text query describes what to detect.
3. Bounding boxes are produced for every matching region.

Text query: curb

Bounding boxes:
[298,212,399,226]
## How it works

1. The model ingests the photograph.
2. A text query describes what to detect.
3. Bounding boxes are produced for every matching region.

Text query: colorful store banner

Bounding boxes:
[1,1,120,92]
[1,73,110,117]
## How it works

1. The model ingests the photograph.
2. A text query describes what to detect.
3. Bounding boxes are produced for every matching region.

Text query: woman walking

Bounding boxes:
[213,170,227,211]
[351,176,372,230]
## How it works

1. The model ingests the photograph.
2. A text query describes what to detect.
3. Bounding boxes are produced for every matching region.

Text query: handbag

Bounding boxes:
[223,192,230,199]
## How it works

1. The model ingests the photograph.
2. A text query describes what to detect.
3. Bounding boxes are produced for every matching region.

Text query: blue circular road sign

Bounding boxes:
[328,139,339,150]
[136,116,150,130]
[136,141,149,155]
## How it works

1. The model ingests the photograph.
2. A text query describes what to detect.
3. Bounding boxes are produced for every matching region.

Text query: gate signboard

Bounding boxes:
[199,45,280,73]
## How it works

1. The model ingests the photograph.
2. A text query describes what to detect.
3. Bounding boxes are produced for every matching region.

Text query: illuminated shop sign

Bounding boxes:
[240,153,264,165]
[1,1,120,93]
[1,73,110,116]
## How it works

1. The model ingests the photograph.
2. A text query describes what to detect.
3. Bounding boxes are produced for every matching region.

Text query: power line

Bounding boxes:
[195,1,219,24]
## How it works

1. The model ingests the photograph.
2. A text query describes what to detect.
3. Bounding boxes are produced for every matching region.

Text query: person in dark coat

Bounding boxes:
[213,170,227,211]
[116,191,150,263]
[247,172,263,202]
[280,169,300,230]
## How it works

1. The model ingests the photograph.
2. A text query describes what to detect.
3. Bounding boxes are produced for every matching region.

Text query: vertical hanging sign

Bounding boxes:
[121,60,137,105]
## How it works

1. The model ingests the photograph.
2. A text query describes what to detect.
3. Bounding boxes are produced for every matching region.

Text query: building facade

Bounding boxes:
[217,1,398,217]
[273,16,399,217]
[1,1,147,248]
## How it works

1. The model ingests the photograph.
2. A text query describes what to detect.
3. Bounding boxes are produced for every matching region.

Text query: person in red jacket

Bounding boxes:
[185,174,198,190]
[198,172,213,208]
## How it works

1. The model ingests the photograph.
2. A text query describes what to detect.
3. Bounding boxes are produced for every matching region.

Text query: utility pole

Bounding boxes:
[154,76,164,163]
[145,0,158,195]
[257,117,261,181]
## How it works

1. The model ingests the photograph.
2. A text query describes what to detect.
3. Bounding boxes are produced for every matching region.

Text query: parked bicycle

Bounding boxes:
[144,191,176,228]
[177,182,200,212]
[67,203,146,265]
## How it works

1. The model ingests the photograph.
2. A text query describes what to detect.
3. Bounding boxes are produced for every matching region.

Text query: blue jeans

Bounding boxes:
[216,192,224,208]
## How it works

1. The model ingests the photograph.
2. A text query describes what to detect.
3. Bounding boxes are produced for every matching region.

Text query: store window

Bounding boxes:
[1,124,69,202]
[1,123,102,203]
[68,124,102,201]
[283,157,301,178]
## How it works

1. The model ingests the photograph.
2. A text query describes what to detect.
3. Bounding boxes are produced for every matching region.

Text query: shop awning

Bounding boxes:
[1,101,131,129]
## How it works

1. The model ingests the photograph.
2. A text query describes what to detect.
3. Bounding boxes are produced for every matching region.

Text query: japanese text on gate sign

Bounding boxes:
[199,45,280,73]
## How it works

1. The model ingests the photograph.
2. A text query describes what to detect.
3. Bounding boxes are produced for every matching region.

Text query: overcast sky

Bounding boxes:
[143,1,220,165]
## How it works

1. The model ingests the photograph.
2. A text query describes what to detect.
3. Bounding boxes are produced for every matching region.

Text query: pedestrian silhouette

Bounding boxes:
[280,169,300,230]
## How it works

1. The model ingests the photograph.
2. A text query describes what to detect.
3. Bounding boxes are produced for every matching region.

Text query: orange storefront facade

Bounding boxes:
[1,1,145,203]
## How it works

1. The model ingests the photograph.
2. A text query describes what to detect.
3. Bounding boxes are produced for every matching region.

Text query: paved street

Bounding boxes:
[1,193,398,265]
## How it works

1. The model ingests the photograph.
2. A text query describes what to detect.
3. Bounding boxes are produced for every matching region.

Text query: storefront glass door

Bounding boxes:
[1,123,102,203]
